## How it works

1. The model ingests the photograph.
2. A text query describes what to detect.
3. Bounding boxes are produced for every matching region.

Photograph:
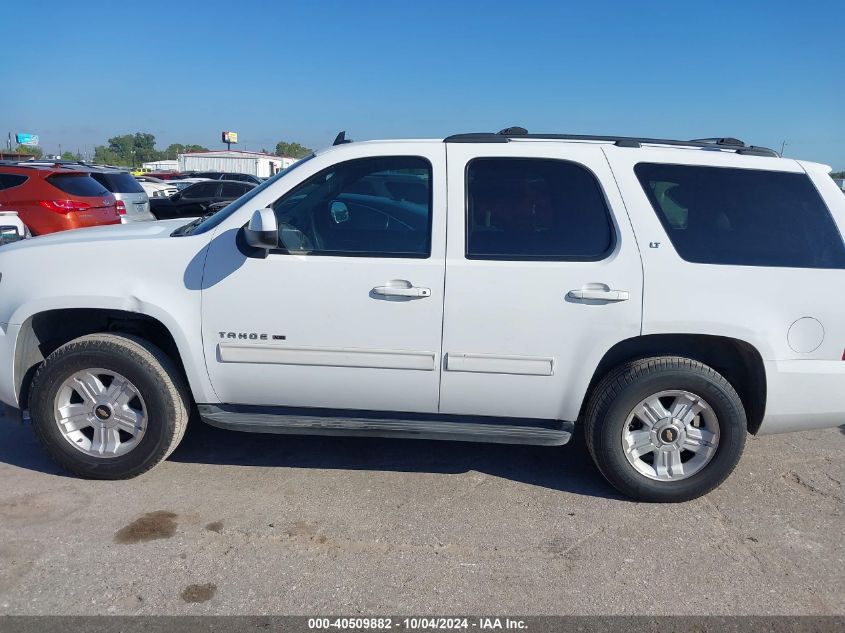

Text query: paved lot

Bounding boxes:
[0,410,842,615]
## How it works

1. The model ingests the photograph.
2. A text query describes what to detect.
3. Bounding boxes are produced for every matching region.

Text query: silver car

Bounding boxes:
[85,169,155,223]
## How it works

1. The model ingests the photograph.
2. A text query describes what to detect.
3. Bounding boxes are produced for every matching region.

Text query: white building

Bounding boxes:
[142,159,179,172]
[177,150,295,178]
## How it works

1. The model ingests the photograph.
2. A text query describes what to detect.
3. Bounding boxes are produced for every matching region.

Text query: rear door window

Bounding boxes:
[46,174,110,197]
[182,182,220,199]
[221,182,248,197]
[635,163,845,269]
[465,158,615,260]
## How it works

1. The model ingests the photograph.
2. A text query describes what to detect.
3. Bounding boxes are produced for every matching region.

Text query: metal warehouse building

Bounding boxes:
[177,150,296,177]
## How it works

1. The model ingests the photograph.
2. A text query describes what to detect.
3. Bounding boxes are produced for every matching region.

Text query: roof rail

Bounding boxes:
[443,128,779,157]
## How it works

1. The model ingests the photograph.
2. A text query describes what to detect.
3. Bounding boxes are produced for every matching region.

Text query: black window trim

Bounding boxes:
[463,156,618,262]
[634,161,845,270]
[267,155,435,260]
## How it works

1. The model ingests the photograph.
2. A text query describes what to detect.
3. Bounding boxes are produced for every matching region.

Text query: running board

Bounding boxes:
[198,405,573,446]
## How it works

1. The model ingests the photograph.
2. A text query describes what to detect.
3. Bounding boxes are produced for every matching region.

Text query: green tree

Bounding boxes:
[14,144,43,158]
[93,146,124,166]
[275,140,312,158]
[61,151,82,161]
[93,132,164,166]
[163,143,209,158]
[831,171,845,179]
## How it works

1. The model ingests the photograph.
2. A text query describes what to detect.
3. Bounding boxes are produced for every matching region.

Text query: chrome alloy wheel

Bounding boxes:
[53,369,147,458]
[621,390,720,481]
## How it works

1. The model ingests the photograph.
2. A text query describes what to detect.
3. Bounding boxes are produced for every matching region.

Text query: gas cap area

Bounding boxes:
[787,317,825,353]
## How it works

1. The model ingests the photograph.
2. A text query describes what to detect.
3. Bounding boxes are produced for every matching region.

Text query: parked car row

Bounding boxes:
[0,162,121,235]
[0,159,265,235]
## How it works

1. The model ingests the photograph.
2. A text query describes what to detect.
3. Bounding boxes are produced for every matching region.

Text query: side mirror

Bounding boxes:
[330,200,350,224]
[244,208,279,250]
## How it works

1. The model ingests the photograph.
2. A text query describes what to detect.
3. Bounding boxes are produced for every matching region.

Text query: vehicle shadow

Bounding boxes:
[0,415,621,500]
[0,418,68,476]
[166,419,622,500]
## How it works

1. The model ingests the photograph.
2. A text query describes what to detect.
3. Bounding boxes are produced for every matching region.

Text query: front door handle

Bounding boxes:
[568,288,629,302]
[372,280,431,298]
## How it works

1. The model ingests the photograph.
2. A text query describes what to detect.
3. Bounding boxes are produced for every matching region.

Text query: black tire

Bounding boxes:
[28,333,190,479]
[584,356,747,502]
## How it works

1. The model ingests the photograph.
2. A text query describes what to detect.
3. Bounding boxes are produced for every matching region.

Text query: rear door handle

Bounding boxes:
[372,282,431,298]
[568,288,629,302]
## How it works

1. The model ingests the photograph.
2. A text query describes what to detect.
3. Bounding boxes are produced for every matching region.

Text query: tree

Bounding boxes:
[14,144,43,158]
[92,132,164,166]
[275,140,312,158]
[831,171,845,179]
[61,151,82,161]
[163,143,209,158]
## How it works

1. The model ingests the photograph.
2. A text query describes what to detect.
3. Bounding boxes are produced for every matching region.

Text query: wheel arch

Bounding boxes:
[579,334,767,434]
[14,307,210,409]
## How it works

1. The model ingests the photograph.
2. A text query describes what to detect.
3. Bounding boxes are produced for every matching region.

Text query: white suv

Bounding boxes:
[1,129,843,502]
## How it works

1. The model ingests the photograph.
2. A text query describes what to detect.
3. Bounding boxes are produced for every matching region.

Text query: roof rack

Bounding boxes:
[0,159,129,171]
[443,128,779,157]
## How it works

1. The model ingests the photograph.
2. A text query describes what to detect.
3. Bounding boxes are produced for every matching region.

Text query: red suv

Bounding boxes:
[0,163,121,235]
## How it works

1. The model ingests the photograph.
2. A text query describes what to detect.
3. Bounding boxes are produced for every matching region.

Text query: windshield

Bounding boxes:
[183,155,315,236]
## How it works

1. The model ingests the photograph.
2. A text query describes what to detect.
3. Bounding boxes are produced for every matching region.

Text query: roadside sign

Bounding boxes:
[222,131,238,144]
[15,133,39,146]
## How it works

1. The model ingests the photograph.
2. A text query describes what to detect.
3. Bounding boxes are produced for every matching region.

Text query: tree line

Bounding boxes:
[12,132,313,166]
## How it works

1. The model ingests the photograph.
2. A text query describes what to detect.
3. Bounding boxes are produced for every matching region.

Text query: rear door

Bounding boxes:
[439,142,644,421]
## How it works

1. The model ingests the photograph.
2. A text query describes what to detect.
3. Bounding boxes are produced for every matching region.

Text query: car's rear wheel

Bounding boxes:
[29,333,189,479]
[584,357,747,502]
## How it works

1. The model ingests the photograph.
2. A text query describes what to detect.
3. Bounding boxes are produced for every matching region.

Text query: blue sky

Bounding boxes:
[2,0,842,168]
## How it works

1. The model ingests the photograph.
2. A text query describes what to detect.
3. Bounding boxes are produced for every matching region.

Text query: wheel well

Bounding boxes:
[15,308,187,409]
[581,334,767,434]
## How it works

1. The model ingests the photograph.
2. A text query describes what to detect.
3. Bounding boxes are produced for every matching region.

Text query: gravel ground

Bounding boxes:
[0,411,842,615]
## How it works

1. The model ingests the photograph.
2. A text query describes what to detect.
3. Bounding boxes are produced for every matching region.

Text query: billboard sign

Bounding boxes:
[15,133,39,146]
[222,131,238,144]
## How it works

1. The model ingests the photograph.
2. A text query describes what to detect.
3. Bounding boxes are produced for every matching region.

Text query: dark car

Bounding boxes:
[191,171,263,185]
[149,180,256,220]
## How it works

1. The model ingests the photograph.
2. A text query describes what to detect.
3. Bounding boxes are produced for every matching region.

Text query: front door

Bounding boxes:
[201,144,446,413]
[439,142,644,422]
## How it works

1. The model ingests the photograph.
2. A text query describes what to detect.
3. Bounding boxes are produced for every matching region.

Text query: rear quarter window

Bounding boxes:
[0,174,28,190]
[635,163,845,269]
[46,174,110,197]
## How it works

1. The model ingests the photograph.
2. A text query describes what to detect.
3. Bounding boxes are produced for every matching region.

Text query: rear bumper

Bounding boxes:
[120,210,156,223]
[758,360,845,434]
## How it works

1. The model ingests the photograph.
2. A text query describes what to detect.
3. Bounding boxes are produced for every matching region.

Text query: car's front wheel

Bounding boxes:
[584,357,747,502]
[29,333,189,479]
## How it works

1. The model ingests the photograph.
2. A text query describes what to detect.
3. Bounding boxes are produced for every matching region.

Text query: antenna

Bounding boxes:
[333,131,352,146]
